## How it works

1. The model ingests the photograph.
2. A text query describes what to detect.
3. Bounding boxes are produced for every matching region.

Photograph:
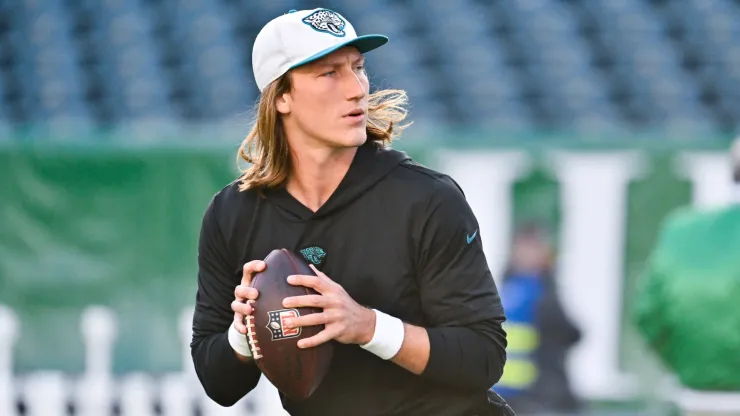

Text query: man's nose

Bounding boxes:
[343,69,366,101]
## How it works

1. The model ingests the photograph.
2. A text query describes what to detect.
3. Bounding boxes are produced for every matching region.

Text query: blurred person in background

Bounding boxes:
[633,137,740,416]
[496,223,582,415]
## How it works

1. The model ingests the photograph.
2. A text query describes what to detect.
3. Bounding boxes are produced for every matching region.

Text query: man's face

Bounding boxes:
[277,46,369,149]
[512,234,551,273]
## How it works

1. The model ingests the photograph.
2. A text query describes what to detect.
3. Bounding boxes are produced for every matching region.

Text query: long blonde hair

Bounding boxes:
[236,72,411,191]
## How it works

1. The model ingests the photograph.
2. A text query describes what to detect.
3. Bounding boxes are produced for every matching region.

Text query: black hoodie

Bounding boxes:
[191,141,508,416]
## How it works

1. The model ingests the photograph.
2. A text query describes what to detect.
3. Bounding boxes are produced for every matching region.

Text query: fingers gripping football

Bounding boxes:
[286,271,337,294]
[283,265,375,349]
[233,260,263,335]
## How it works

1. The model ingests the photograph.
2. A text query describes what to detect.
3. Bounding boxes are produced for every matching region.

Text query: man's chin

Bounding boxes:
[334,131,368,148]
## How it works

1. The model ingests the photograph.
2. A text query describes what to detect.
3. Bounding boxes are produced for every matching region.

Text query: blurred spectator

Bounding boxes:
[633,137,740,416]
[497,223,582,415]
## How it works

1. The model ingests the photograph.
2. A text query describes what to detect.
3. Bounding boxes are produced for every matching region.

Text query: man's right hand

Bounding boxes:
[231,260,264,344]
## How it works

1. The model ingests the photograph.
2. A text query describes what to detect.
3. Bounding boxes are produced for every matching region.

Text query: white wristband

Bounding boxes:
[228,321,253,358]
[360,309,405,360]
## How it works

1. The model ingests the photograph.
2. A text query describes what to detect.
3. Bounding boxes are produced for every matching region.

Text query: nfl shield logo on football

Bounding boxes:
[267,309,301,340]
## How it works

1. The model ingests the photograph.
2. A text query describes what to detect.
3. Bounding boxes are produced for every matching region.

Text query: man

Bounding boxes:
[633,137,740,416]
[190,8,510,416]
[496,224,581,415]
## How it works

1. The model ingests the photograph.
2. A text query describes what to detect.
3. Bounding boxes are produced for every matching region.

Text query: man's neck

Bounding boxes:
[286,144,358,213]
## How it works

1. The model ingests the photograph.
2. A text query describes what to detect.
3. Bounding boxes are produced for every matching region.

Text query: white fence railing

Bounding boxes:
[0,305,289,416]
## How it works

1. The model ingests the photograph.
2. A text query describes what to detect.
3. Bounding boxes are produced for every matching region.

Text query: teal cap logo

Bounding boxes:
[302,9,346,37]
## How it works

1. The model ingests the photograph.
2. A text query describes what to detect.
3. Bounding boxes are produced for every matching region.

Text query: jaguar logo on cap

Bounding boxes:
[302,9,347,37]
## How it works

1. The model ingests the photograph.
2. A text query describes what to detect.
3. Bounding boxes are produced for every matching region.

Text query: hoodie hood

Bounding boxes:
[265,141,411,221]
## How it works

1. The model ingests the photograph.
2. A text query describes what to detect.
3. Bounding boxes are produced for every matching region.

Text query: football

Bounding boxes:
[246,248,333,399]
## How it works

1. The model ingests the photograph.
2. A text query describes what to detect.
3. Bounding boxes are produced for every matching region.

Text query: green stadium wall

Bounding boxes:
[0,136,734,405]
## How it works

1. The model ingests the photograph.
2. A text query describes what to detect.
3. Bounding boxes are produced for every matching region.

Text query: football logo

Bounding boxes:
[302,9,346,37]
[267,309,301,340]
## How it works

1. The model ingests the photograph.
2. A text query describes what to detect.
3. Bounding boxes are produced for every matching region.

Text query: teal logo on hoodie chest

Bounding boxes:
[300,246,327,267]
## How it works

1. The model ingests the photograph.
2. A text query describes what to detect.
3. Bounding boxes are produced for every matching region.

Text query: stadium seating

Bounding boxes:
[0,0,738,135]
[6,0,91,126]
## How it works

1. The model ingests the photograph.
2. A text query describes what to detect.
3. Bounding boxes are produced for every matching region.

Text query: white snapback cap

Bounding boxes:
[252,8,388,92]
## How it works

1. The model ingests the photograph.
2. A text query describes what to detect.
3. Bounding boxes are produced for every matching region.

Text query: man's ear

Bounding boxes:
[275,93,291,115]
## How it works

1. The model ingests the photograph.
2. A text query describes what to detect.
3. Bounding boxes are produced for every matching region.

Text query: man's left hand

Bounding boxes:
[282,264,376,349]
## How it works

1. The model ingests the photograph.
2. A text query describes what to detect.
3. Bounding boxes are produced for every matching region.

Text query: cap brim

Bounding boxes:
[288,34,389,70]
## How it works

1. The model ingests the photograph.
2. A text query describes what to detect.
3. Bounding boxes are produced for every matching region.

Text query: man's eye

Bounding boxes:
[322,70,336,77]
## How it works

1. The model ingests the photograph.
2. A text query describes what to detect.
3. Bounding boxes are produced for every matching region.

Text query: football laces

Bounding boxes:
[245,300,262,360]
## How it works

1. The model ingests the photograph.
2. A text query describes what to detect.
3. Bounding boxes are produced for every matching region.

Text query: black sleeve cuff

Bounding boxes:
[423,327,464,386]
[421,324,506,392]
[191,331,262,407]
